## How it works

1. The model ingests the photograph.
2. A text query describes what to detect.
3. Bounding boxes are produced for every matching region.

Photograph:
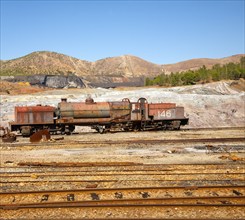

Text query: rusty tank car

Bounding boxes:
[10,97,189,136]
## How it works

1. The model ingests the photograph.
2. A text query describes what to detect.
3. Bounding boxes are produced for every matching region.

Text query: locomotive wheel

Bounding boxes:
[65,125,75,135]
[60,127,65,135]
[21,126,32,137]
[95,126,105,134]
[68,125,75,133]
[133,124,140,132]
[65,128,71,135]
[98,126,105,134]
[60,125,75,135]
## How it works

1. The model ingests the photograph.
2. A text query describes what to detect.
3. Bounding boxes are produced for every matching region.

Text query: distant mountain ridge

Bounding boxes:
[162,55,245,73]
[0,51,244,85]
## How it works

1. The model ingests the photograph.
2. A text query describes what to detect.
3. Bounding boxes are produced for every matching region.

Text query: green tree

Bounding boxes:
[144,57,245,87]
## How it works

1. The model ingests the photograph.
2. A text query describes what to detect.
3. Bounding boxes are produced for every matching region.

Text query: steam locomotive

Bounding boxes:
[10,97,189,136]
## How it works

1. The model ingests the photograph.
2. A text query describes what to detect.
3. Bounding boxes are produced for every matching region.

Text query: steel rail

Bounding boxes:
[1,169,244,177]
[1,173,244,183]
[1,173,244,179]
[9,162,245,169]
[9,163,245,168]
[10,218,242,220]
[0,166,242,172]
[2,179,244,184]
[0,163,242,170]
[0,170,244,178]
[3,180,244,191]
[2,201,244,210]
[74,137,245,144]
[182,127,244,131]
[1,195,245,208]
[1,185,244,195]
[2,137,245,148]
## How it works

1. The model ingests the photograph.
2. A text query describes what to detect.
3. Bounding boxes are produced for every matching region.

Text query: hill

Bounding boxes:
[162,54,245,73]
[0,51,244,85]
[0,51,91,76]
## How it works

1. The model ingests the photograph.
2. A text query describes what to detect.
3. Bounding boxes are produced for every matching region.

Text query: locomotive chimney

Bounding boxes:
[85,94,94,104]
[61,98,67,102]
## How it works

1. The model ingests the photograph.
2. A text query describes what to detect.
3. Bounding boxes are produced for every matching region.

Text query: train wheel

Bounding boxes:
[172,120,181,130]
[65,129,71,135]
[133,124,140,132]
[21,126,32,137]
[69,125,75,133]
[95,126,105,134]
[65,125,75,135]
[98,126,105,134]
[60,126,65,135]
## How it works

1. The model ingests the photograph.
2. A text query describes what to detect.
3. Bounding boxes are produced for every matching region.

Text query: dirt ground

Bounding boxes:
[1,128,244,220]
[1,128,244,167]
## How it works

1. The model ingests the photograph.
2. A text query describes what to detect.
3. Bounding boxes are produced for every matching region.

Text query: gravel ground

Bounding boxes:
[1,128,244,167]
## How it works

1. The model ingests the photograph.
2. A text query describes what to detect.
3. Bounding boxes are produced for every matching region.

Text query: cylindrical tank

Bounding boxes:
[58,102,111,118]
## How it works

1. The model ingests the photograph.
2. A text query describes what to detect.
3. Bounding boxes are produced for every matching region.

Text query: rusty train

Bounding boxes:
[10,97,189,136]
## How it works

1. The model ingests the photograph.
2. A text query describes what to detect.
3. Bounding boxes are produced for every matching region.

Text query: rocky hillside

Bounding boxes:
[1,51,244,85]
[0,51,91,76]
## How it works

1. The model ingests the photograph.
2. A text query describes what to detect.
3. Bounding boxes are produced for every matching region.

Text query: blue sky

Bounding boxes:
[1,0,244,64]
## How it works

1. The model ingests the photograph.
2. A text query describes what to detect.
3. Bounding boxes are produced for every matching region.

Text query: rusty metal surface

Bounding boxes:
[15,106,55,113]
[152,109,176,120]
[149,103,177,120]
[175,107,185,118]
[130,103,149,121]
[109,102,131,120]
[149,103,176,109]
[56,118,111,125]
[1,127,16,143]
[30,129,50,143]
[2,134,16,143]
[58,102,110,118]
[9,97,189,134]
[15,106,55,124]
[17,161,141,167]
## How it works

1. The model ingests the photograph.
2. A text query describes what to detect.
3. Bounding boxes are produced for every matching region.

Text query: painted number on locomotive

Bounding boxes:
[158,110,172,118]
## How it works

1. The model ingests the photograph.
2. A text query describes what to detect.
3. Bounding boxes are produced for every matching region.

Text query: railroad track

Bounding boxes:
[1,164,244,219]
[1,163,243,171]
[1,185,245,204]
[1,163,244,175]
[1,172,244,182]
[2,137,245,148]
[1,164,244,191]
[1,185,244,219]
[65,137,245,145]
[1,134,245,219]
